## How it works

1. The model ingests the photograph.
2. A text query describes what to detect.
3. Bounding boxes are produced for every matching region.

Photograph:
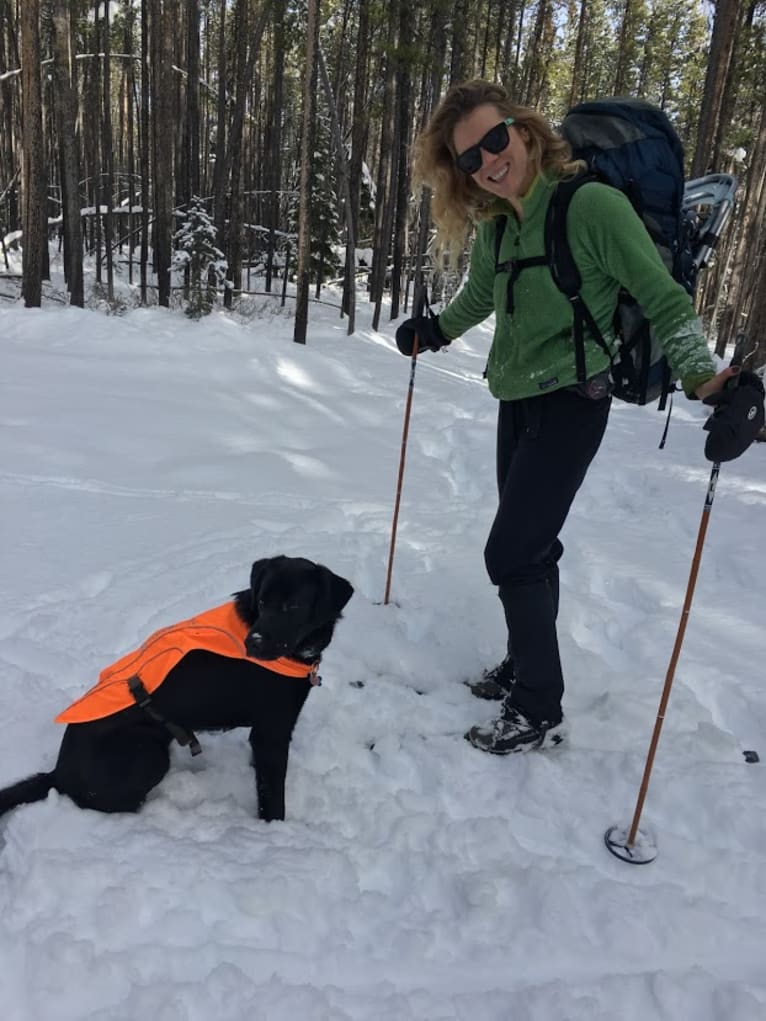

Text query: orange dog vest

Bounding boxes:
[56,601,319,725]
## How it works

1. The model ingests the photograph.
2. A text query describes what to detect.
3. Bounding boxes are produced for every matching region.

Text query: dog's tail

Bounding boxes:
[0,772,56,817]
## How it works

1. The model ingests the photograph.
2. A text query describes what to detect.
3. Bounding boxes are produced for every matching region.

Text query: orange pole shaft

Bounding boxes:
[626,463,719,846]
[384,337,420,605]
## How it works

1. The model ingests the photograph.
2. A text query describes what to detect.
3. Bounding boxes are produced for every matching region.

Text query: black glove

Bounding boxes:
[395,315,450,356]
[703,369,765,462]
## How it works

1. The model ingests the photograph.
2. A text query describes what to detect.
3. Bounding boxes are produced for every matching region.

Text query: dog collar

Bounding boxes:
[247,655,321,685]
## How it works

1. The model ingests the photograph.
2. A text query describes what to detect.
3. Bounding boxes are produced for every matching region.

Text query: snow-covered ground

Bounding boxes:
[1,289,765,1020]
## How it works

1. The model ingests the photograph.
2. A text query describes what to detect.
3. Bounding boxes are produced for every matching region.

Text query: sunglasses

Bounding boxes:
[455,117,516,175]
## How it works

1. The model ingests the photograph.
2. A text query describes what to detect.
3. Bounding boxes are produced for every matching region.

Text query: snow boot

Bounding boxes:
[465,701,567,754]
[464,654,515,700]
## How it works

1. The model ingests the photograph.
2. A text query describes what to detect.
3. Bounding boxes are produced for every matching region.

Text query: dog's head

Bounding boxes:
[235,556,353,663]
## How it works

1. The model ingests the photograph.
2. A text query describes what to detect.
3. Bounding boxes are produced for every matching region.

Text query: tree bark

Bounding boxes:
[101,0,115,302]
[522,0,551,107]
[212,0,228,255]
[140,0,150,303]
[150,0,174,306]
[346,0,370,314]
[0,0,19,234]
[370,0,398,331]
[20,0,46,307]
[691,0,740,178]
[721,94,766,366]
[294,0,320,344]
[51,0,83,306]
[449,0,470,85]
[390,0,412,321]
[185,0,201,201]
[265,0,286,293]
[568,0,588,109]
[223,0,250,308]
[223,0,270,307]
[711,0,750,172]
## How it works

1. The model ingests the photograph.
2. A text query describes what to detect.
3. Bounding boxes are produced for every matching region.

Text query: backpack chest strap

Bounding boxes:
[495,253,550,316]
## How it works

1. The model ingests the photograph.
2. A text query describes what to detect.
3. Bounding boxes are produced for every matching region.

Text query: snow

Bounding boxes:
[1,292,765,1020]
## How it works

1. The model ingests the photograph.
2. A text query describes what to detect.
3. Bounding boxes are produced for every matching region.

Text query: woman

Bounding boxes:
[395,78,739,755]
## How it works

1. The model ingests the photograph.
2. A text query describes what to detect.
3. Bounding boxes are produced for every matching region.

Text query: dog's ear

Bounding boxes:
[321,567,354,614]
[249,558,275,610]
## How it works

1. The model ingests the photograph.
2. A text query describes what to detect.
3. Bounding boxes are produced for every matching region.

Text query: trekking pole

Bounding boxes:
[383,288,428,606]
[605,339,752,864]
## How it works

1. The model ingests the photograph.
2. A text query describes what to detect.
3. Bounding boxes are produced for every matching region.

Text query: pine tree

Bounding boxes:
[309,109,342,293]
[172,197,228,318]
[287,109,342,295]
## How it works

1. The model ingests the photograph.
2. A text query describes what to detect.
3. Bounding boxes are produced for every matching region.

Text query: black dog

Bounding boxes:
[0,556,353,822]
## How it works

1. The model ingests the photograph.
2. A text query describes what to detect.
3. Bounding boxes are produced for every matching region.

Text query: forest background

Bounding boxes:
[2,0,765,367]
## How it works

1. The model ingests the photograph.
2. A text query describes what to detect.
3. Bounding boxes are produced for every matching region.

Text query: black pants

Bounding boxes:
[484,386,611,725]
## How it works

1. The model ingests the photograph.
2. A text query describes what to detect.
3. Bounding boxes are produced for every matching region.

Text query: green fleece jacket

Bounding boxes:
[438,173,715,401]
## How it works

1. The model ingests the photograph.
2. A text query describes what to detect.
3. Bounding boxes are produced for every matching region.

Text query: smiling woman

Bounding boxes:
[393,77,737,757]
[412,78,581,258]
[452,110,535,217]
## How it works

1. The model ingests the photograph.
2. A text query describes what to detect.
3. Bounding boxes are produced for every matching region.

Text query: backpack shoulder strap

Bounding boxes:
[493,214,508,271]
[545,175,588,298]
[545,174,613,382]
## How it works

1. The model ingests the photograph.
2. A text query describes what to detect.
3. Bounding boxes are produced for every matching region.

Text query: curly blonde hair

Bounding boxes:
[414,79,583,261]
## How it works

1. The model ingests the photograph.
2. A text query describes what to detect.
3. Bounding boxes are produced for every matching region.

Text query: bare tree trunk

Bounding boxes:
[711,0,750,172]
[140,0,150,303]
[512,0,527,98]
[125,2,136,285]
[150,0,174,306]
[479,0,494,77]
[101,0,115,302]
[411,6,448,315]
[345,0,370,315]
[212,0,228,255]
[51,0,83,306]
[370,2,397,331]
[20,0,46,307]
[294,0,320,344]
[612,0,640,96]
[185,0,201,201]
[265,0,286,293]
[499,0,526,96]
[171,0,185,206]
[569,0,588,108]
[721,95,766,363]
[691,0,740,177]
[449,0,470,85]
[224,1,270,308]
[224,0,249,308]
[0,3,19,220]
[522,0,551,106]
[390,0,412,321]
[744,238,766,372]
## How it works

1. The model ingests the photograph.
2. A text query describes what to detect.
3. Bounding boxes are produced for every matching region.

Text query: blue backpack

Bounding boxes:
[494,98,695,406]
